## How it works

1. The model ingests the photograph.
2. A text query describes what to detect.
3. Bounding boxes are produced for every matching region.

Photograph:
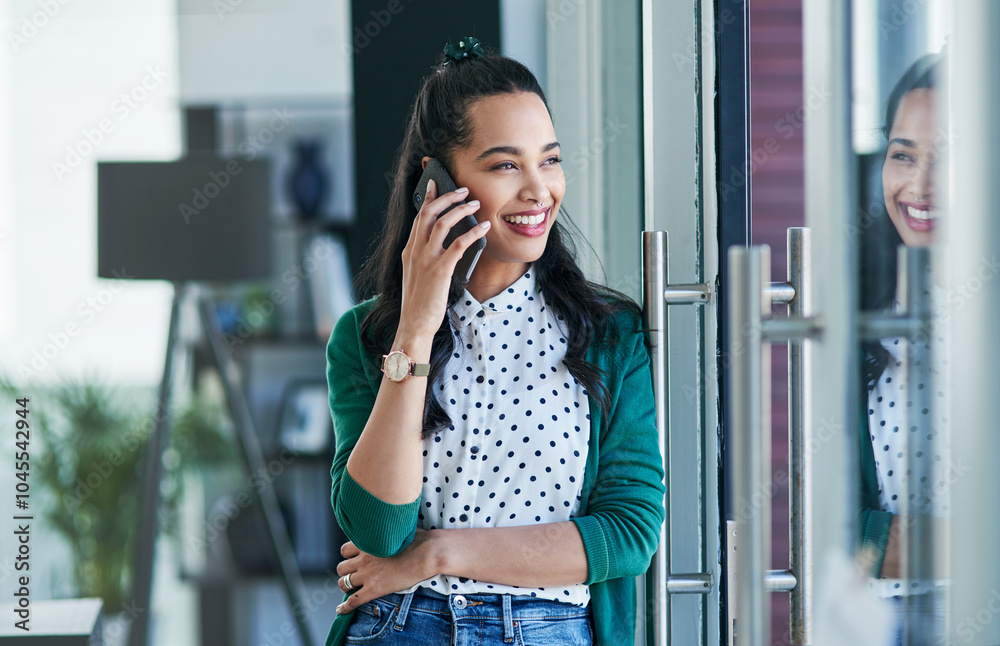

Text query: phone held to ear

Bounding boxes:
[412,158,487,285]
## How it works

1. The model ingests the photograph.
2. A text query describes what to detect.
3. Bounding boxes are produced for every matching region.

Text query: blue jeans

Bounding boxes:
[345,588,594,645]
[888,592,947,646]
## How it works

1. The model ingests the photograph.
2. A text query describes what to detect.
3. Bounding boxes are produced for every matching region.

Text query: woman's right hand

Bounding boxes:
[397,179,490,343]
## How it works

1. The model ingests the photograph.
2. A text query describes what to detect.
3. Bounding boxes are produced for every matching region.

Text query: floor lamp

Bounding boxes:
[97,156,317,646]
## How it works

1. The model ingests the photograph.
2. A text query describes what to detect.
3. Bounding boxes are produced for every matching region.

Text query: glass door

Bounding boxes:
[724,1,1000,644]
[639,0,729,644]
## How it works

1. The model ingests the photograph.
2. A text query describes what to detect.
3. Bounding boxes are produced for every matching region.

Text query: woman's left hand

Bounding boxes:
[335,529,441,614]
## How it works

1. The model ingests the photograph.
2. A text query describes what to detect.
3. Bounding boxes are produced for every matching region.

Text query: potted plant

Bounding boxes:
[4,376,235,618]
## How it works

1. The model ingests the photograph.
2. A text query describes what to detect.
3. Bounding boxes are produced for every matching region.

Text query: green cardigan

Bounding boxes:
[325,297,666,646]
[857,389,893,577]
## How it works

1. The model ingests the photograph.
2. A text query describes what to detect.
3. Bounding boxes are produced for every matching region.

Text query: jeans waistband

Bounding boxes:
[375,588,589,640]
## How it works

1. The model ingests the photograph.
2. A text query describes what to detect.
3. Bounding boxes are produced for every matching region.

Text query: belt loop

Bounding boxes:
[502,594,515,643]
[394,591,416,631]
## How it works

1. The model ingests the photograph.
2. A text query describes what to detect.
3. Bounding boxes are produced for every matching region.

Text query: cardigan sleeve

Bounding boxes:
[571,320,666,584]
[327,303,420,558]
[856,396,892,577]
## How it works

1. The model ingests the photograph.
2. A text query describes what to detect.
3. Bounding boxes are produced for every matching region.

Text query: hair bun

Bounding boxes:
[443,37,485,66]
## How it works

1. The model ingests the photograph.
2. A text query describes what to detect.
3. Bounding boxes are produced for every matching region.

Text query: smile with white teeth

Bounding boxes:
[905,205,938,221]
[502,211,546,226]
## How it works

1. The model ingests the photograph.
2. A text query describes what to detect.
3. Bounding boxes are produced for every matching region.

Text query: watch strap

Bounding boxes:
[411,362,430,377]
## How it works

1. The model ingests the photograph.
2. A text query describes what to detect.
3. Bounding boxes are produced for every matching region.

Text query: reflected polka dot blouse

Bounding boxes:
[867,292,950,597]
[402,269,591,606]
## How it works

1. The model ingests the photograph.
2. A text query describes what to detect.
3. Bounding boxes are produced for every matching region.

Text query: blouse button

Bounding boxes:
[476,375,485,383]
[470,445,480,454]
[459,513,469,522]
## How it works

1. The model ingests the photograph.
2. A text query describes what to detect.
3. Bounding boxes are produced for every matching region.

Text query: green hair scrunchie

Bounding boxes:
[443,36,485,66]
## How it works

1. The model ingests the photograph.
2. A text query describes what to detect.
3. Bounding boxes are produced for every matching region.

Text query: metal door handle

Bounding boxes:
[642,231,716,646]
[728,243,772,646]
[727,232,930,646]
[728,228,818,646]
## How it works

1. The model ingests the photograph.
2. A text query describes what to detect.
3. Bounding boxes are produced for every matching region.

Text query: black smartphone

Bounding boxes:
[412,158,486,285]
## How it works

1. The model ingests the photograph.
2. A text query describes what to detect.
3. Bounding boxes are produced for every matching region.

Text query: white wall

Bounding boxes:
[501,0,547,93]
[177,0,351,103]
[0,1,181,387]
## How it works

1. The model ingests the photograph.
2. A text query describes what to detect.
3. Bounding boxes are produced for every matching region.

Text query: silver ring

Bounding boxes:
[343,572,354,590]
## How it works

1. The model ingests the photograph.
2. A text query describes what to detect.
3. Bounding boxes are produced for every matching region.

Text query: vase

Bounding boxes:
[287,139,330,220]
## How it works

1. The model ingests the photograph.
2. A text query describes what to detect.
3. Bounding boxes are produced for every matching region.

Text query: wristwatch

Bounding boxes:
[381,350,431,382]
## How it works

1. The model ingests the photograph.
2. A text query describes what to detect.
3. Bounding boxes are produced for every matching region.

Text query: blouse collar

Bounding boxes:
[450,268,537,328]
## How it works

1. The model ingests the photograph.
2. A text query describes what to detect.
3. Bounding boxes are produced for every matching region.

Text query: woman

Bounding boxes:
[325,38,664,646]
[856,52,948,644]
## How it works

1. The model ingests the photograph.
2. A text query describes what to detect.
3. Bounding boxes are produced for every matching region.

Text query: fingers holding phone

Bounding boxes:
[408,180,486,261]
[428,198,483,250]
[413,159,487,284]
[398,179,489,341]
[412,179,468,238]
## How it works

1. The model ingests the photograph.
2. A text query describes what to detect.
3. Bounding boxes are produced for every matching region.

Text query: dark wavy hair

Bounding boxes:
[356,46,639,438]
[861,53,941,391]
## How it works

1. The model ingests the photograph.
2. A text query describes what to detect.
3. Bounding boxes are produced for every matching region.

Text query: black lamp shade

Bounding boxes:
[97,155,271,282]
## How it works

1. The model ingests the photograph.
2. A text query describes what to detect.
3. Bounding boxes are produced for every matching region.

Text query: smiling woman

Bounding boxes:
[857,51,948,646]
[881,71,940,247]
[324,39,665,646]
[444,91,565,295]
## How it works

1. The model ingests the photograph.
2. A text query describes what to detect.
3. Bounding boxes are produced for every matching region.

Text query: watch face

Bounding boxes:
[386,352,409,381]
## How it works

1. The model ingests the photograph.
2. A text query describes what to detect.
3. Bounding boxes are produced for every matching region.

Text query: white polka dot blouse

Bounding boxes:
[401,269,591,606]
[866,285,951,598]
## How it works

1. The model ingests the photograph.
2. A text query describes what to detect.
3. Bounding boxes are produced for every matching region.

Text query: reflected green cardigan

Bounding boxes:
[857,390,893,577]
[324,297,666,646]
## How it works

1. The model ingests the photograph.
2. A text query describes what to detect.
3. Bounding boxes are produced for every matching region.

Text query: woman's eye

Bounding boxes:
[890,151,914,163]
[544,156,563,165]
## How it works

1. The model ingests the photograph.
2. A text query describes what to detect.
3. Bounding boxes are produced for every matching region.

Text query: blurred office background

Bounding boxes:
[0,1,567,644]
[1,0,938,644]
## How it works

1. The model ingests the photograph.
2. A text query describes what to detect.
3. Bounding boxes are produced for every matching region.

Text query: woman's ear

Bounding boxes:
[421,156,431,171]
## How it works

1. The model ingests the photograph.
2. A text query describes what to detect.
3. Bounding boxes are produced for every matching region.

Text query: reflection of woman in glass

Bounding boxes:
[324,39,664,646]
[857,53,947,644]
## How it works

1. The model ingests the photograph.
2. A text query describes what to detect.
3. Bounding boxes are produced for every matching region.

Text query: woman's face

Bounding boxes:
[882,88,938,247]
[439,91,564,279]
